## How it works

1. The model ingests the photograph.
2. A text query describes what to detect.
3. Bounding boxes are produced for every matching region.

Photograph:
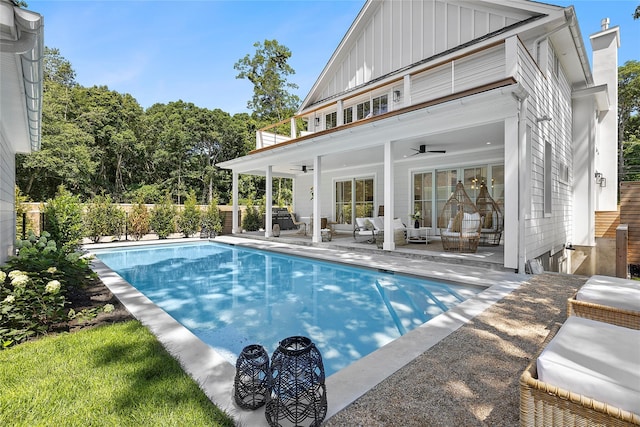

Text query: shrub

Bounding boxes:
[151,195,176,239]
[201,197,224,237]
[177,191,201,238]
[0,231,94,348]
[84,195,125,243]
[242,200,261,232]
[128,201,150,241]
[44,186,83,253]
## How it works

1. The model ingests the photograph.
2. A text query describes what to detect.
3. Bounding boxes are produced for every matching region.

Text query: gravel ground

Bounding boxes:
[323,273,587,427]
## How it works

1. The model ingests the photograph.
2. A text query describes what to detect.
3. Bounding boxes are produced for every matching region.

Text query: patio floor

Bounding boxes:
[238,228,507,271]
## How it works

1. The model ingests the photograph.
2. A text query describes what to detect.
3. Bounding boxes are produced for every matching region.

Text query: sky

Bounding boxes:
[29,0,639,115]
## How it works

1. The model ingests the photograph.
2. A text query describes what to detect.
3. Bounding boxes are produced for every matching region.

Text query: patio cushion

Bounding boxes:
[356,217,372,229]
[461,212,480,233]
[372,217,384,231]
[537,316,640,415]
[452,211,463,232]
[393,218,405,229]
[577,275,640,313]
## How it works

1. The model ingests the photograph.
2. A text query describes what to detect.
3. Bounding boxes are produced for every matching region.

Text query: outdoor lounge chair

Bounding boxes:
[519,317,640,426]
[290,212,307,236]
[353,217,376,243]
[567,275,640,330]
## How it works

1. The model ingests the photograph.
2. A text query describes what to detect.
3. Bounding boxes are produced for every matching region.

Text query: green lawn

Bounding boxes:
[0,320,234,427]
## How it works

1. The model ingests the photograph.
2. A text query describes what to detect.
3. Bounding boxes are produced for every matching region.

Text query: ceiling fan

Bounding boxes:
[411,144,446,155]
[290,165,314,173]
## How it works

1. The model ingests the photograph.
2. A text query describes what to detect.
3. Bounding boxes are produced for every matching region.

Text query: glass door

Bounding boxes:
[413,172,433,227]
[436,169,457,230]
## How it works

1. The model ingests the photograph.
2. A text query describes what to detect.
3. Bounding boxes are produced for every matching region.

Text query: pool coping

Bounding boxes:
[87,236,526,426]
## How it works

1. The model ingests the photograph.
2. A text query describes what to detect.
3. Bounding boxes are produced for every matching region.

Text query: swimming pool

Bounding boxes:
[93,241,482,377]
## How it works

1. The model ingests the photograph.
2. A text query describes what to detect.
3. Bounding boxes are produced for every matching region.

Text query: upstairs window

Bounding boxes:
[325,111,337,129]
[343,106,353,124]
[356,101,371,120]
[372,94,388,115]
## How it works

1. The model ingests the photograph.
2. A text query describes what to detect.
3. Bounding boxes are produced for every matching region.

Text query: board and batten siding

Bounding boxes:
[314,0,532,104]
[0,133,16,263]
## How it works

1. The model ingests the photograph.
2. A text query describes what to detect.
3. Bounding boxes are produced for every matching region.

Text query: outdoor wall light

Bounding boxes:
[595,171,607,187]
[315,117,320,126]
[536,115,552,123]
[393,90,401,102]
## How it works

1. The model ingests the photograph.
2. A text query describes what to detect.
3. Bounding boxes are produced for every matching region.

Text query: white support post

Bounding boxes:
[403,74,411,107]
[312,156,322,243]
[265,166,273,237]
[290,117,296,139]
[232,171,239,233]
[383,141,395,251]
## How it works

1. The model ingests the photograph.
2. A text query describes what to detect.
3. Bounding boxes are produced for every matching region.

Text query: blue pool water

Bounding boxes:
[93,242,482,376]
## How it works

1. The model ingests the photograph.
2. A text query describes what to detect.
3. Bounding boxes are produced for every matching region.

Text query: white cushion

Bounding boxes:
[577,275,640,313]
[393,218,405,230]
[537,316,640,414]
[372,217,384,231]
[461,212,480,233]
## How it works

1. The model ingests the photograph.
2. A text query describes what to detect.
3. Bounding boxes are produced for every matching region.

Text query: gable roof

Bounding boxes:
[299,0,589,112]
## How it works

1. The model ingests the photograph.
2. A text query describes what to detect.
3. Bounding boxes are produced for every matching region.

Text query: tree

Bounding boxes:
[234,39,301,121]
[619,61,640,181]
[634,5,639,20]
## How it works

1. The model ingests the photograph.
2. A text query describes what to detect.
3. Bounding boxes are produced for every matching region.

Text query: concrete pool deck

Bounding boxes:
[87,236,584,426]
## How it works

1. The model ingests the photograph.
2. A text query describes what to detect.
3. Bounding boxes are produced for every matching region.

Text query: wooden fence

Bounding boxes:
[595,209,620,239]
[620,182,640,264]
[19,203,242,239]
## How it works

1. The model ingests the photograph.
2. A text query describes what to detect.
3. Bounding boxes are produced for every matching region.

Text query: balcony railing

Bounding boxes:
[255,39,516,151]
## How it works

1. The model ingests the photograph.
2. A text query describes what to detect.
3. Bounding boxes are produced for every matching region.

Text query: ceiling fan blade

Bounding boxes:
[426,150,446,154]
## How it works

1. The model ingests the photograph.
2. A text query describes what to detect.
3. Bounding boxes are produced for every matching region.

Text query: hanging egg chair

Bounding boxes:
[438,181,481,253]
[475,182,503,246]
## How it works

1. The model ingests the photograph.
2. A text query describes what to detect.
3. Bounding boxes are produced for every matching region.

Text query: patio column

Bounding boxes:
[383,140,395,251]
[232,171,240,233]
[265,165,273,237]
[312,156,322,243]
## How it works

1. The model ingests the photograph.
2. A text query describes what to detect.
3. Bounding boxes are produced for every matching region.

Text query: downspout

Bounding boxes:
[514,90,530,274]
[532,14,572,65]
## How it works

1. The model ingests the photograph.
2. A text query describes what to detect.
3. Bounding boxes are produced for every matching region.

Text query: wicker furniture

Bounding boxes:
[439,182,481,252]
[520,320,640,427]
[567,275,640,329]
[475,183,503,246]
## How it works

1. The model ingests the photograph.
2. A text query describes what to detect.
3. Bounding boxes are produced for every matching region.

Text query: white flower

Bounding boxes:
[103,304,115,313]
[8,270,24,280]
[46,267,58,274]
[3,295,15,304]
[11,274,30,288]
[45,280,61,294]
[0,271,6,283]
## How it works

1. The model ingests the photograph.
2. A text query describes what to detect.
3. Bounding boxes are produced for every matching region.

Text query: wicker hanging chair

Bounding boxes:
[475,182,503,246]
[439,181,481,253]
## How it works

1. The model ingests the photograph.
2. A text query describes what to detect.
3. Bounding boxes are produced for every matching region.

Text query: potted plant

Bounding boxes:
[412,211,421,229]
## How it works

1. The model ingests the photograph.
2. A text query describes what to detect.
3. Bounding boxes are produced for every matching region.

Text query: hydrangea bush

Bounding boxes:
[0,231,96,348]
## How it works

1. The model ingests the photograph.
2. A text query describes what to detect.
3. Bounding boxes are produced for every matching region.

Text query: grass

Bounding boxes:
[0,320,234,427]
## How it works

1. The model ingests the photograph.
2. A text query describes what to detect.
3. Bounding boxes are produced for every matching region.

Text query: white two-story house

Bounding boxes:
[218,0,619,273]
[0,0,44,263]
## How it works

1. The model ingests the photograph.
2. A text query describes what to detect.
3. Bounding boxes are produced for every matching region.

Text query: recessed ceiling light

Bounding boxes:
[486,142,492,145]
